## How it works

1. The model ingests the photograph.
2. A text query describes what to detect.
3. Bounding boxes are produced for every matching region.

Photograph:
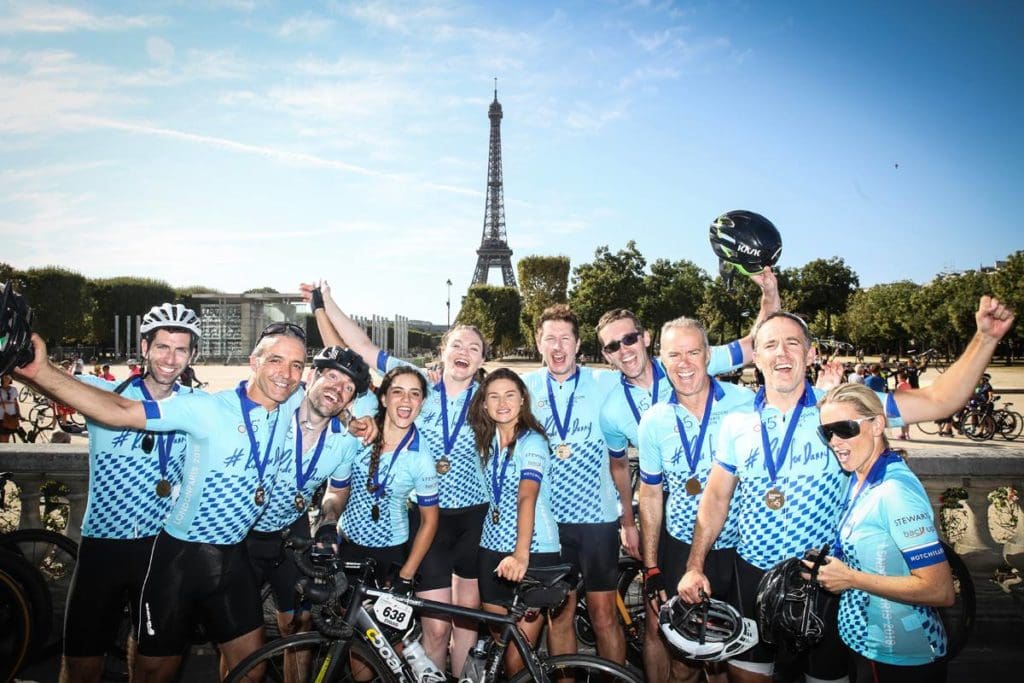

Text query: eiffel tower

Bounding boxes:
[471,80,517,288]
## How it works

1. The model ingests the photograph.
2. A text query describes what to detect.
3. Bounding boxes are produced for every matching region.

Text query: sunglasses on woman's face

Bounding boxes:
[602,331,642,354]
[818,416,875,442]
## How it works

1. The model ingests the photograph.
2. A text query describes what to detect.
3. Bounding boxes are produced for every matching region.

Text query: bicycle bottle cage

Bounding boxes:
[519,563,576,610]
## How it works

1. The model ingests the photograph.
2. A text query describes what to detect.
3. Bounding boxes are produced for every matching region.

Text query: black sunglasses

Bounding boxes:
[818,417,874,442]
[141,432,155,454]
[602,331,642,354]
[258,322,307,342]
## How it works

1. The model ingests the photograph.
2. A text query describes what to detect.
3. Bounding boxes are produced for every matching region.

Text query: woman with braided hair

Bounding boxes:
[316,366,439,592]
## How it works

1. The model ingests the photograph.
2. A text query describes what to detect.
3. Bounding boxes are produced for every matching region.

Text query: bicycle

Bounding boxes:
[0,554,33,682]
[225,537,642,683]
[992,400,1023,441]
[574,554,644,669]
[939,540,976,660]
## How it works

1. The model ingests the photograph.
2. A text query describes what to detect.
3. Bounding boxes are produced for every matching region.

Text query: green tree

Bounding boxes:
[243,287,279,295]
[637,259,710,345]
[456,285,522,357]
[698,275,762,345]
[842,281,920,356]
[88,277,177,347]
[788,257,860,337]
[19,266,90,344]
[518,256,570,347]
[569,242,646,355]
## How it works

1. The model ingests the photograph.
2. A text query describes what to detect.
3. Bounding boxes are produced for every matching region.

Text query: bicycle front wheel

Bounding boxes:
[224,631,397,683]
[0,566,32,682]
[509,654,643,683]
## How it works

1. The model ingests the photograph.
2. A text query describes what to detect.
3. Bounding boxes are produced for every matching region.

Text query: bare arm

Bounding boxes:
[638,482,664,570]
[678,465,737,602]
[14,335,146,430]
[314,307,344,348]
[610,454,640,560]
[895,296,1014,423]
[737,266,781,364]
[497,479,540,583]
[299,281,381,364]
[812,557,954,607]
[401,504,438,580]
[317,484,351,529]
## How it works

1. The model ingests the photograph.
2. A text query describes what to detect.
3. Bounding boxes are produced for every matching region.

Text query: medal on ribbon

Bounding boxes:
[438,380,473,475]
[759,384,808,512]
[293,410,328,515]
[237,382,281,508]
[369,426,416,523]
[674,386,715,497]
[546,370,579,461]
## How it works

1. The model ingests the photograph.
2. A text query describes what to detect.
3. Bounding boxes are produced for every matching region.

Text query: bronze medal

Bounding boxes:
[556,443,572,460]
[294,492,306,512]
[254,485,266,506]
[764,488,785,510]
[155,479,172,498]
[371,504,381,522]
[366,482,378,494]
[436,456,451,475]
[685,477,702,496]
[491,507,500,524]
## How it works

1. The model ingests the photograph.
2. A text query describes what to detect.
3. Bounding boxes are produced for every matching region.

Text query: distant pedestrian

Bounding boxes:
[100,364,115,382]
[865,364,886,392]
[0,374,20,443]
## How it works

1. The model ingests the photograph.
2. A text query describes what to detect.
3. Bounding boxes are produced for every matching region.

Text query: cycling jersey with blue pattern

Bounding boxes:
[523,366,621,524]
[254,410,363,533]
[835,453,947,665]
[714,382,902,570]
[79,375,194,539]
[601,344,743,455]
[330,427,439,547]
[480,429,560,554]
[142,381,303,544]
[637,378,754,548]
[378,352,489,509]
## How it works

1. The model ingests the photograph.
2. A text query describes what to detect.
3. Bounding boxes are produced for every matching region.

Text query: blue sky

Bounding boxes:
[2,1,1021,323]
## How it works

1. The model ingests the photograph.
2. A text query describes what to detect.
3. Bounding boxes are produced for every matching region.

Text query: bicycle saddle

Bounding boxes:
[523,563,574,588]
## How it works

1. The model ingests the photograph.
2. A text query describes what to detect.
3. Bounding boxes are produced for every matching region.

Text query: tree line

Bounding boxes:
[456,246,1023,362]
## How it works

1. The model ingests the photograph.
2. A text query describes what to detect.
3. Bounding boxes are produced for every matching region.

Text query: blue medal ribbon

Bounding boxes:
[489,434,516,518]
[758,387,807,485]
[622,361,666,424]
[439,380,474,455]
[237,382,281,489]
[372,425,416,505]
[293,411,329,494]
[834,450,898,560]
[136,378,174,482]
[673,385,716,475]
[545,368,580,443]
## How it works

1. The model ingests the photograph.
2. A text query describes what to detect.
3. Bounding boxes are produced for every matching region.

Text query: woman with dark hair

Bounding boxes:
[317,366,439,592]
[467,367,560,676]
[813,383,954,682]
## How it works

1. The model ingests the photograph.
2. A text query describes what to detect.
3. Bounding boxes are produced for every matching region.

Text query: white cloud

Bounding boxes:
[146,36,176,65]
[277,13,334,39]
[0,2,166,34]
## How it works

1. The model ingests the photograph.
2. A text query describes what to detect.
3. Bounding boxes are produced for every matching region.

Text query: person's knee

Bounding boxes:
[276,610,309,636]
[420,615,452,644]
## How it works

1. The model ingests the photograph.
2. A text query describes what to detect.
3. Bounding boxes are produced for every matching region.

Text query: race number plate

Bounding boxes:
[372,593,413,631]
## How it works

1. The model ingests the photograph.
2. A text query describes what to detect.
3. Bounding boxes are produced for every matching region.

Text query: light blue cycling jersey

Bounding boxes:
[480,429,560,554]
[141,381,303,544]
[714,382,902,570]
[523,366,621,524]
[330,426,439,547]
[601,344,743,456]
[79,375,194,539]
[378,352,489,509]
[637,378,754,548]
[835,452,947,665]
[253,409,363,533]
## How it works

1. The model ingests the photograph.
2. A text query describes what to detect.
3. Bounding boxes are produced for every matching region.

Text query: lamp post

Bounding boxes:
[446,279,452,328]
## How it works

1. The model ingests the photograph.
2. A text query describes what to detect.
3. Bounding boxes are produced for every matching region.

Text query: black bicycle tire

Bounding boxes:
[962,413,994,442]
[996,410,1023,441]
[0,567,32,682]
[0,529,79,660]
[0,548,53,663]
[508,653,643,683]
[224,631,397,683]
[939,541,975,661]
[614,559,646,667]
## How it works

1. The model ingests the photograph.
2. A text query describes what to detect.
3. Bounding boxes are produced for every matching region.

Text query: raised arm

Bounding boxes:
[299,280,381,364]
[737,266,781,364]
[895,296,1014,424]
[14,335,146,430]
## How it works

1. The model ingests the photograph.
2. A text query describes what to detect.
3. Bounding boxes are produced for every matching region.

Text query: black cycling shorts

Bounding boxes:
[64,535,156,657]
[247,515,311,613]
[557,521,619,593]
[659,535,736,603]
[477,548,562,607]
[410,503,487,590]
[337,541,407,587]
[136,531,262,656]
[729,555,847,679]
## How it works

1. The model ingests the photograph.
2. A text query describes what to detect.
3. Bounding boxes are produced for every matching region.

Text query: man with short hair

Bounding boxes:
[16,321,310,682]
[865,364,886,392]
[848,363,865,385]
[679,297,1014,683]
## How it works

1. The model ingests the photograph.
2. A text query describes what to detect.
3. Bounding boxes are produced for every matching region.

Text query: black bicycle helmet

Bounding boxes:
[312,346,371,396]
[709,210,783,286]
[659,596,759,661]
[0,281,35,377]
[755,546,830,652]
